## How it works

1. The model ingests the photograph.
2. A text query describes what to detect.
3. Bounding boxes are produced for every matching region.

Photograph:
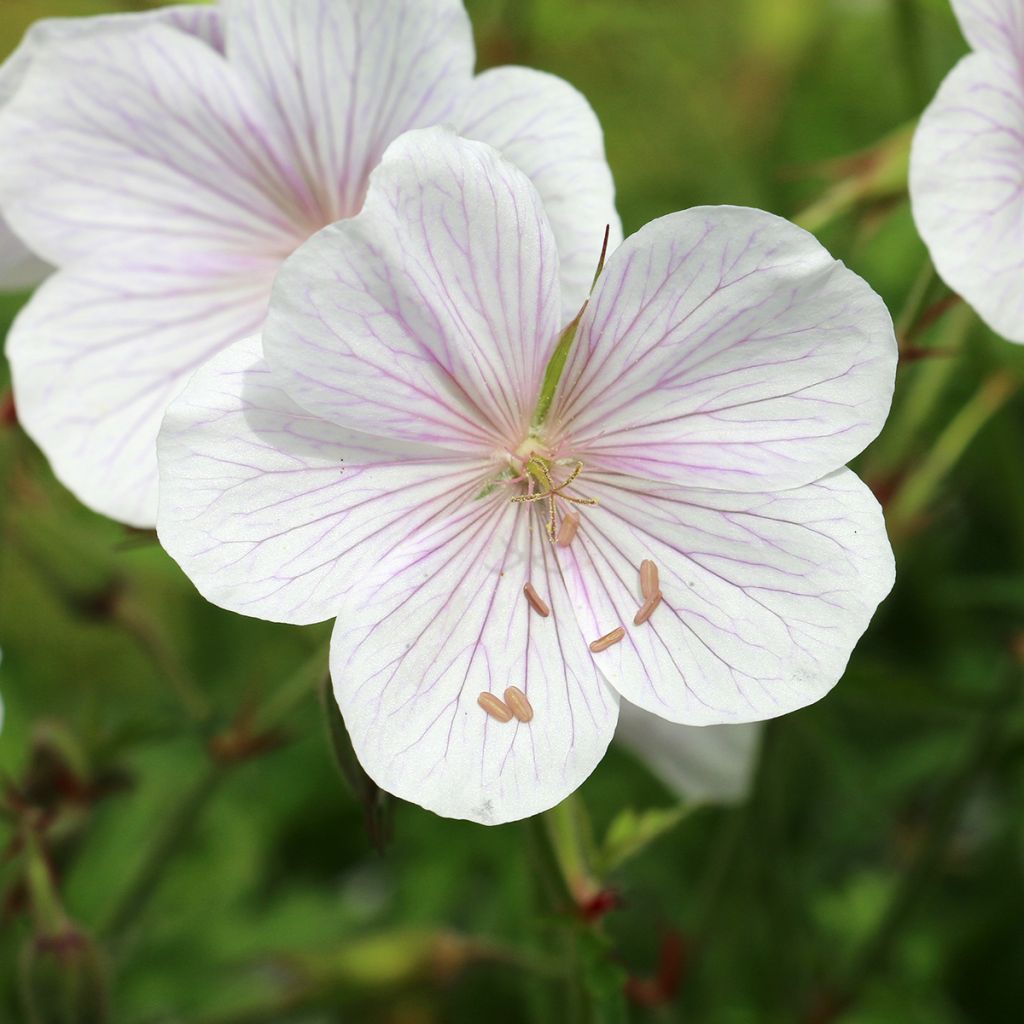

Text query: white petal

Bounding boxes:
[910,55,1024,343]
[8,244,274,528]
[561,469,894,725]
[223,0,474,222]
[952,0,1024,62]
[0,214,48,292]
[615,703,761,803]
[0,3,223,108]
[157,336,489,625]
[0,22,309,267]
[331,502,619,824]
[455,66,622,323]
[554,207,897,491]
[265,127,561,451]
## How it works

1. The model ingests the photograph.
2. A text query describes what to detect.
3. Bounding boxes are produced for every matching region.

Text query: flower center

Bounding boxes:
[506,445,598,542]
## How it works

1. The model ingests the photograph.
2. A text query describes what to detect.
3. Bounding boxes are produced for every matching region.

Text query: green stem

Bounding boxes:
[887,370,1019,536]
[890,0,928,114]
[100,760,226,941]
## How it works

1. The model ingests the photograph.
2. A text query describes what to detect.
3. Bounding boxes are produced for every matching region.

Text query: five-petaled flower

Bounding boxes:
[0,0,620,526]
[157,127,897,824]
[911,0,1024,343]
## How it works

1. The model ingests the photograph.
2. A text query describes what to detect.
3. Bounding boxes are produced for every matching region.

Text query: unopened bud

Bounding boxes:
[19,926,110,1024]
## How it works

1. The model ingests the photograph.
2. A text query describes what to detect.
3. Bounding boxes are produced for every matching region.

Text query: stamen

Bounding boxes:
[640,560,659,601]
[557,510,580,547]
[633,590,662,625]
[589,626,625,653]
[504,686,534,722]
[523,582,550,617]
[478,692,513,723]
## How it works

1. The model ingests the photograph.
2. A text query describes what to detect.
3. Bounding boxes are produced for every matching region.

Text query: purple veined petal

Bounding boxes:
[615,703,761,804]
[0,213,49,292]
[264,127,562,453]
[222,0,475,225]
[454,66,623,324]
[0,3,224,109]
[330,498,619,824]
[7,242,276,528]
[0,22,313,269]
[952,0,1024,63]
[552,207,897,492]
[560,468,894,725]
[157,336,490,625]
[910,54,1024,343]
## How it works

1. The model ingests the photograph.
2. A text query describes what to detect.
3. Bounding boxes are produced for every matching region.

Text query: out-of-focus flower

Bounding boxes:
[157,128,896,824]
[0,1,223,292]
[615,711,761,804]
[0,0,620,526]
[910,0,1024,342]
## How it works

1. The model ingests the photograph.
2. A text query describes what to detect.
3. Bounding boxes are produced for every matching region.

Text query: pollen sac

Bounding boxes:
[523,582,550,617]
[477,692,513,723]
[589,626,625,653]
[503,686,534,723]
[556,510,580,547]
[640,559,659,601]
[633,590,662,626]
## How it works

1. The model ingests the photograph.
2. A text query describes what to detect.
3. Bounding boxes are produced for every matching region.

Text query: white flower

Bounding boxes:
[910,0,1024,342]
[0,2,224,292]
[616,712,761,804]
[157,127,896,824]
[0,0,620,526]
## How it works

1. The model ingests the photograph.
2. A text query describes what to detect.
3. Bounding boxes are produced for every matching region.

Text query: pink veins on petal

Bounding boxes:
[157,128,897,825]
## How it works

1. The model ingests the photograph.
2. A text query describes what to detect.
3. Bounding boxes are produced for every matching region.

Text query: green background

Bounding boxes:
[3,1,1024,1021]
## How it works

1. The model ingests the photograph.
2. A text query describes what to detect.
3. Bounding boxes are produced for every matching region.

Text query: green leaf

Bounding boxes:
[597,804,694,875]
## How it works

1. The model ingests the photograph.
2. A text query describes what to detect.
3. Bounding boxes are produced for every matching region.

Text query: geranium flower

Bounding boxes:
[0,0,620,526]
[616,713,761,805]
[157,127,896,824]
[910,0,1024,342]
[0,1,223,292]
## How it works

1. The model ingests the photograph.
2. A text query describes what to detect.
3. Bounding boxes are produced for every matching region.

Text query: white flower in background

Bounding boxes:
[616,713,761,805]
[910,0,1024,342]
[0,0,620,526]
[157,128,896,824]
[0,1,222,292]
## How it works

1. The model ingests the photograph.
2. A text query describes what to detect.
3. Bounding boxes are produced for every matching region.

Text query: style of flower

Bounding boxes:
[910,0,1024,342]
[0,0,620,526]
[157,127,897,824]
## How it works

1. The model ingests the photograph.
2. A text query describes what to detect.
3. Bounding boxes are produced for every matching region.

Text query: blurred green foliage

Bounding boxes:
[3,1,1024,1022]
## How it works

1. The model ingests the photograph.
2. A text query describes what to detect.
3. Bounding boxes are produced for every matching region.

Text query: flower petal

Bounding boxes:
[7,244,274,528]
[455,66,622,323]
[560,468,894,725]
[554,207,897,491]
[0,22,309,267]
[952,0,1024,62]
[910,55,1024,343]
[0,3,223,108]
[157,336,488,625]
[0,214,48,292]
[264,127,561,451]
[615,703,761,803]
[223,0,474,223]
[330,501,619,824]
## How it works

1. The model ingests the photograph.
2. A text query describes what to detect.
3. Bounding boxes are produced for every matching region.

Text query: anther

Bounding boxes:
[633,591,662,625]
[640,559,659,600]
[589,626,625,653]
[523,582,550,617]
[557,510,580,547]
[504,686,534,723]
[478,692,513,722]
